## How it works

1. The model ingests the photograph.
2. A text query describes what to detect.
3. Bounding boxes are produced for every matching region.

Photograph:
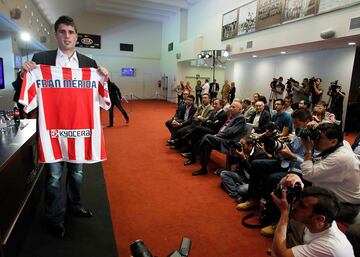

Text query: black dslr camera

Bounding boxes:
[274,182,302,203]
[298,128,321,141]
[229,141,243,151]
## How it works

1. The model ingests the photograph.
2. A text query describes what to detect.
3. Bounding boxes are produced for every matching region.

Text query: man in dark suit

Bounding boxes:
[166,95,197,140]
[108,79,129,126]
[248,101,271,133]
[17,16,108,238]
[172,99,227,153]
[165,90,189,133]
[186,101,247,176]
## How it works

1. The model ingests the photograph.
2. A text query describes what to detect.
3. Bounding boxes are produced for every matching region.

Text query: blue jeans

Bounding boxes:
[45,162,83,224]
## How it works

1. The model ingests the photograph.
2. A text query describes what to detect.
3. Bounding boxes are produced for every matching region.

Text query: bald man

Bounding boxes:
[189,101,248,175]
[248,101,271,133]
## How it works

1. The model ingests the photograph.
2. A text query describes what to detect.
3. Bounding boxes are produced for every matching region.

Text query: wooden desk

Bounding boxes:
[0,120,44,257]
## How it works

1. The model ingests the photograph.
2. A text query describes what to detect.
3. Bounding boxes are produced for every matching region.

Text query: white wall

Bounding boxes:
[227,47,356,121]
[74,13,162,99]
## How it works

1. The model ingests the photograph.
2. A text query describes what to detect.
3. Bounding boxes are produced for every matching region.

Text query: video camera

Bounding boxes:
[270,78,277,90]
[130,237,191,257]
[329,80,339,96]
[274,182,302,203]
[285,77,296,94]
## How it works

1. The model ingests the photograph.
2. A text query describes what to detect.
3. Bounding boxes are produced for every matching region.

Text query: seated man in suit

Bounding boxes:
[185,101,246,176]
[165,90,190,134]
[248,101,271,133]
[168,93,214,147]
[171,99,227,154]
[166,94,197,141]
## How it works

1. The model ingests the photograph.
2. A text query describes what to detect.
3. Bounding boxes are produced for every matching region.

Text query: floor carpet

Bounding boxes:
[102,100,272,257]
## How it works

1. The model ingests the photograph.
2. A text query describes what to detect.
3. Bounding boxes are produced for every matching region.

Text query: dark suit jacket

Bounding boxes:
[13,50,98,93]
[203,109,227,132]
[217,113,246,143]
[174,104,197,125]
[248,110,271,133]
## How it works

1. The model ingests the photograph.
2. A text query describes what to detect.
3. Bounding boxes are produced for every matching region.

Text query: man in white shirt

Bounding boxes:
[19,15,108,238]
[272,186,354,257]
[202,79,210,95]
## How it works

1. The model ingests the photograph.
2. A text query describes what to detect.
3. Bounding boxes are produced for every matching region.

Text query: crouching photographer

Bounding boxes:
[271,186,355,257]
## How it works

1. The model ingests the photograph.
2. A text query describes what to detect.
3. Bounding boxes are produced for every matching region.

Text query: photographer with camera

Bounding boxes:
[281,123,360,224]
[310,78,323,108]
[271,186,354,257]
[220,136,268,200]
[327,81,345,122]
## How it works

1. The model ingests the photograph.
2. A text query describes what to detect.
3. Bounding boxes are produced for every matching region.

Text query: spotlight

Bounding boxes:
[20,31,31,42]
[348,42,356,46]
[205,53,211,58]
[252,55,257,58]
[281,51,286,54]
[198,53,203,59]
[223,51,229,57]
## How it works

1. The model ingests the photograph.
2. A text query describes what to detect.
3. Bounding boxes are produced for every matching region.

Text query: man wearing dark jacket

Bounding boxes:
[186,101,247,175]
[108,79,129,126]
[248,101,271,133]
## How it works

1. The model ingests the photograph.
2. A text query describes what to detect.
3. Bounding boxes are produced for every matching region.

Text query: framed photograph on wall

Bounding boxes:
[238,0,257,35]
[318,0,360,14]
[221,8,239,41]
[282,0,317,23]
[256,0,283,31]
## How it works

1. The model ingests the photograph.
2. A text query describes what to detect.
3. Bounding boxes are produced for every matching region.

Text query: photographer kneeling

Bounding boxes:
[271,186,354,257]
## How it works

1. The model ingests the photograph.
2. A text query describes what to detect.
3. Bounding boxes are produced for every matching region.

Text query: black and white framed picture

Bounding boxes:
[222,8,239,41]
[282,0,317,23]
[256,0,283,31]
[238,0,257,35]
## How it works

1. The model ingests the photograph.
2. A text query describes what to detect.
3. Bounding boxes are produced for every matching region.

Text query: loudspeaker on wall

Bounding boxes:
[176,53,181,59]
[320,29,335,39]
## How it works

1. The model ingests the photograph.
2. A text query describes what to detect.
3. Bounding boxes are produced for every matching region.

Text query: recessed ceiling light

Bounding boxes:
[252,55,257,58]
[281,51,286,54]
[348,42,356,46]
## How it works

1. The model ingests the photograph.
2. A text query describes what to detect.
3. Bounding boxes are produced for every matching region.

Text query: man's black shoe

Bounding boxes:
[192,169,208,176]
[48,222,65,238]
[184,159,195,166]
[69,208,93,218]
[180,152,191,158]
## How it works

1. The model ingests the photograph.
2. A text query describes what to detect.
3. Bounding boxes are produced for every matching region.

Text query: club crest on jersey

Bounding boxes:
[50,129,91,138]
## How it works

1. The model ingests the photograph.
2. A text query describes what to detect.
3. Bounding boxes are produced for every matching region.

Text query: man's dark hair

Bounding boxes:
[202,93,210,98]
[205,79,209,82]
[259,95,267,104]
[243,136,254,145]
[303,78,309,82]
[187,95,195,101]
[317,123,343,143]
[300,100,310,108]
[54,16,77,33]
[291,108,312,122]
[216,99,225,107]
[316,78,322,82]
[284,96,292,103]
[301,186,340,226]
[243,99,251,105]
[275,99,284,106]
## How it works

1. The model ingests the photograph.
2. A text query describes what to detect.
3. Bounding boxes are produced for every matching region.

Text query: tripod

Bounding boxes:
[269,89,276,109]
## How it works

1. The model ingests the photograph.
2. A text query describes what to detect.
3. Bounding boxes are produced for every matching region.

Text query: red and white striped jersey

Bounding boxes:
[19,64,111,163]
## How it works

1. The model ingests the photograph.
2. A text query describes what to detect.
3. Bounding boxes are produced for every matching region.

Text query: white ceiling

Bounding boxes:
[32,0,201,24]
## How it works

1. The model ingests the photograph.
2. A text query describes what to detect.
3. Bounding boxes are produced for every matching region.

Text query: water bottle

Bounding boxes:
[14,107,20,126]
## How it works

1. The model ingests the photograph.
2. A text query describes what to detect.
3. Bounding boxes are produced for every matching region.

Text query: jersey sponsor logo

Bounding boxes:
[36,79,97,89]
[51,129,91,138]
